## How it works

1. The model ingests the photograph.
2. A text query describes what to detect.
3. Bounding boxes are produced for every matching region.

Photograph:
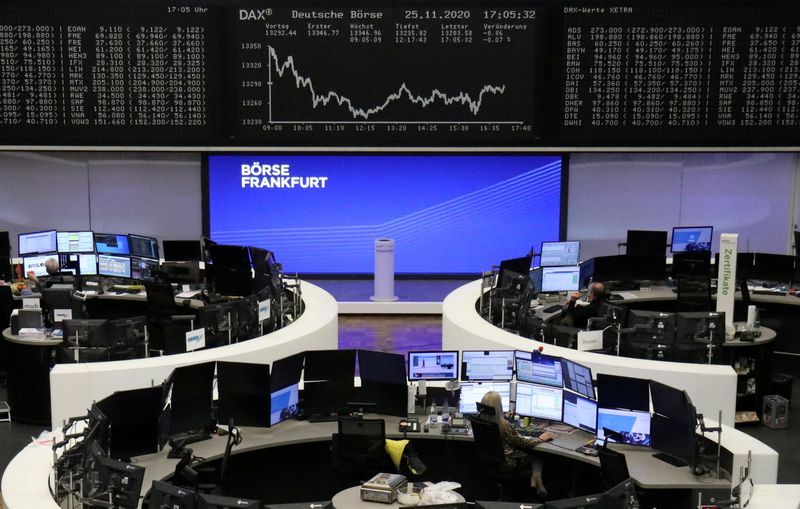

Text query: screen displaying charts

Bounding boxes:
[407,351,459,381]
[597,408,651,447]
[540,241,580,267]
[98,254,131,278]
[461,350,514,381]
[458,382,511,414]
[57,231,94,253]
[540,266,580,293]
[515,352,563,388]
[561,358,595,400]
[515,382,563,421]
[19,230,57,256]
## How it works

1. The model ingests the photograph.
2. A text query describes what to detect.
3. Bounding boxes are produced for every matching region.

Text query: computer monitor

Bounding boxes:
[750,253,794,282]
[94,233,130,255]
[715,252,754,281]
[560,358,595,400]
[651,414,697,468]
[540,241,581,267]
[196,302,237,348]
[58,253,97,276]
[407,350,459,381]
[163,240,203,262]
[358,350,409,417]
[671,226,713,253]
[128,234,159,259]
[270,352,304,426]
[458,381,511,414]
[675,311,725,346]
[148,481,196,509]
[130,256,160,282]
[19,230,57,255]
[98,254,131,278]
[206,245,253,296]
[596,374,650,412]
[626,230,667,256]
[162,261,202,284]
[562,391,598,434]
[164,362,216,439]
[597,407,651,447]
[461,350,514,382]
[270,382,300,426]
[23,254,57,277]
[515,381,564,421]
[62,319,110,347]
[101,386,162,459]
[197,493,260,509]
[587,255,631,283]
[602,479,638,509]
[627,255,667,281]
[628,310,676,345]
[57,231,94,253]
[303,349,356,383]
[540,266,580,293]
[672,250,712,279]
[217,361,271,428]
[91,456,145,509]
[515,351,563,388]
[497,255,533,291]
[543,494,605,509]
[650,380,695,423]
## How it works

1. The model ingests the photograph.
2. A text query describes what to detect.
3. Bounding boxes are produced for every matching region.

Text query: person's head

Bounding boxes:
[479,391,507,430]
[588,282,606,301]
[45,257,59,276]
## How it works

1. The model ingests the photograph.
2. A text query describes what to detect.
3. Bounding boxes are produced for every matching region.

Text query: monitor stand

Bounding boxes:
[167,431,213,458]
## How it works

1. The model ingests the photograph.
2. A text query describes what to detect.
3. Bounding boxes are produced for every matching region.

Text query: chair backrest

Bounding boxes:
[337,417,386,458]
[467,416,507,467]
[0,285,13,330]
[145,282,178,315]
[598,445,631,490]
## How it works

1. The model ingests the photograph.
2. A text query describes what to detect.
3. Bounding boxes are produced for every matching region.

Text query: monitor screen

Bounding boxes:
[59,253,98,276]
[675,311,725,346]
[626,230,667,257]
[540,241,580,267]
[671,226,713,253]
[515,351,563,388]
[560,358,595,400]
[458,381,511,414]
[128,234,159,259]
[95,233,130,255]
[515,381,563,421]
[407,351,459,381]
[628,310,676,345]
[562,391,598,434]
[358,349,407,385]
[98,254,131,278]
[207,154,563,274]
[597,407,651,447]
[163,240,203,262]
[270,383,300,426]
[57,231,94,253]
[23,254,57,277]
[750,253,795,282]
[148,481,195,509]
[461,350,514,382]
[19,230,57,256]
[650,380,695,423]
[651,414,697,468]
[130,256,160,281]
[596,374,650,412]
[540,266,580,293]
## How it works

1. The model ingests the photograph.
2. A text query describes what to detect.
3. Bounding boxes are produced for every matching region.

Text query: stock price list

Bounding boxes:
[231,3,543,145]
[0,2,218,145]
[559,3,800,146]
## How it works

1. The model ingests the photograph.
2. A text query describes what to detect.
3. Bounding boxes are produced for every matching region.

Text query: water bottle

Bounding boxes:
[442,401,450,423]
[429,403,437,425]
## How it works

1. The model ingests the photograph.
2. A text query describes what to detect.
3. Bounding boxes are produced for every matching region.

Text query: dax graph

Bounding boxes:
[231,5,542,145]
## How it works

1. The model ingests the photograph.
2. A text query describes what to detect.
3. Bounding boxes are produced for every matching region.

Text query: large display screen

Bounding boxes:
[206,154,563,274]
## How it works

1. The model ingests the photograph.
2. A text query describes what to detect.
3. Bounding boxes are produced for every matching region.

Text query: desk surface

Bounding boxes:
[332,485,465,509]
[2,327,62,346]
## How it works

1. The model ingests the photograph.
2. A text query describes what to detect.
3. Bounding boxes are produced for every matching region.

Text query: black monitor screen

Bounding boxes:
[303,349,356,383]
[19,230,57,256]
[163,240,203,262]
[750,253,794,282]
[95,456,145,509]
[627,255,667,281]
[94,233,130,255]
[540,241,580,267]
[628,310,676,345]
[650,380,695,423]
[560,358,595,400]
[715,252,754,281]
[651,414,697,468]
[461,350,514,382]
[562,391,597,434]
[407,350,458,381]
[589,255,631,282]
[626,230,667,257]
[217,361,271,428]
[498,255,533,286]
[675,311,725,346]
[62,319,110,347]
[271,352,304,390]
[358,349,406,385]
[671,226,713,253]
[128,234,159,259]
[130,256,159,282]
[57,231,94,253]
[596,373,650,412]
[515,351,563,388]
[166,362,215,437]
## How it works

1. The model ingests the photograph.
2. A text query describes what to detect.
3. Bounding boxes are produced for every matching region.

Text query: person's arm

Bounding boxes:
[503,425,544,449]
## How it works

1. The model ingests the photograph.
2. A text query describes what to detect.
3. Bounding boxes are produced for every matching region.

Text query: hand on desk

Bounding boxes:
[537,431,558,442]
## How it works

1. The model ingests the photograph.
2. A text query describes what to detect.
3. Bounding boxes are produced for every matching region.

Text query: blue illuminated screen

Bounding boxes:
[207,154,563,273]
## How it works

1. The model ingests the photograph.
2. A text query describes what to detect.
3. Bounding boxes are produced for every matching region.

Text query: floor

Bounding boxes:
[2,280,800,506]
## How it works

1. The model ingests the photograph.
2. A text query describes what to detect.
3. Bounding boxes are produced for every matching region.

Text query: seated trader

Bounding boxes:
[28,257,67,291]
[479,391,556,498]
[560,282,607,329]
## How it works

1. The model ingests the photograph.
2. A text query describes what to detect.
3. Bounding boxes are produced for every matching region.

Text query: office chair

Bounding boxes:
[144,282,196,353]
[597,443,631,490]
[467,416,532,501]
[330,417,388,486]
[0,285,13,385]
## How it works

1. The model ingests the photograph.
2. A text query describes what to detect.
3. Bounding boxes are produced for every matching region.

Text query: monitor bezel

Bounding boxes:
[94,232,131,256]
[407,350,459,381]
[460,349,515,382]
[56,230,95,254]
[127,233,160,260]
[97,253,132,278]
[539,240,581,267]
[18,229,57,256]
[514,380,564,421]
[670,225,714,253]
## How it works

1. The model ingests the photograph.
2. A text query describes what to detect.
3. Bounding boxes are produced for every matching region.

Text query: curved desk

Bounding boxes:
[1,330,62,424]
[4,411,747,509]
[48,281,338,430]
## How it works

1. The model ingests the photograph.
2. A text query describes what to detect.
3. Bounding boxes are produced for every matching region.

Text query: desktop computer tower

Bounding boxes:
[762,395,789,429]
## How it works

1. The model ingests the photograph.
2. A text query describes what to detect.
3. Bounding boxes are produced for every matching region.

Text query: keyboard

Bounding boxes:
[753,289,787,296]
[516,427,544,438]
[543,304,563,313]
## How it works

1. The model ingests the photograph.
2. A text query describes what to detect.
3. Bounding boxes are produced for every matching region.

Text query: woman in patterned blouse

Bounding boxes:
[479,391,556,498]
